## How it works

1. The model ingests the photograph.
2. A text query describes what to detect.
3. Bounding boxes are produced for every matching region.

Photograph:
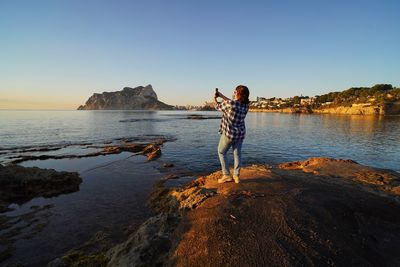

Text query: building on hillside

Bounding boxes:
[300,97,315,105]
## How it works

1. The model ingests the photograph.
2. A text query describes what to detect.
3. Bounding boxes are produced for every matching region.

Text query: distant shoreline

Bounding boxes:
[249,104,400,116]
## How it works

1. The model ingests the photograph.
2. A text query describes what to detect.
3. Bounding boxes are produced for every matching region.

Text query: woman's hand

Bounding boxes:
[216,91,231,101]
[214,94,219,104]
[214,88,231,103]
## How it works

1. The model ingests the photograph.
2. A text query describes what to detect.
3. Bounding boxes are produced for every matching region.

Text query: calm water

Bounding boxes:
[1,110,399,172]
[1,110,400,266]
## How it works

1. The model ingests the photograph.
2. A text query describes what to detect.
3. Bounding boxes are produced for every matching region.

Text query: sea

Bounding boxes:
[1,110,399,172]
[0,110,399,266]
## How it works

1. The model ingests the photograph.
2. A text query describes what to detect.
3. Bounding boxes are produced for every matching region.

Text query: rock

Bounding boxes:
[163,163,174,168]
[0,164,82,212]
[153,139,165,146]
[184,115,221,120]
[9,141,166,164]
[142,144,158,154]
[0,244,14,262]
[107,158,400,266]
[250,101,400,115]
[77,85,174,110]
[313,104,384,115]
[102,146,121,154]
[102,144,146,154]
[163,174,179,180]
[106,180,216,266]
[106,213,179,267]
[278,157,400,196]
[48,251,108,267]
[141,144,162,161]
[146,148,161,161]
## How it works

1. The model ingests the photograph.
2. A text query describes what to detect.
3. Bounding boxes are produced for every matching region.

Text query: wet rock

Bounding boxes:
[143,145,162,161]
[142,144,157,154]
[0,164,82,212]
[161,174,179,181]
[8,140,167,164]
[48,251,108,267]
[153,139,166,146]
[147,149,161,161]
[0,244,14,262]
[106,213,179,267]
[184,115,221,120]
[105,177,219,267]
[102,143,146,154]
[163,163,174,168]
[102,146,121,154]
[164,174,179,180]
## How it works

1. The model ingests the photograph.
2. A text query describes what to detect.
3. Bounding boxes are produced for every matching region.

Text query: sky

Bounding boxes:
[1,0,399,109]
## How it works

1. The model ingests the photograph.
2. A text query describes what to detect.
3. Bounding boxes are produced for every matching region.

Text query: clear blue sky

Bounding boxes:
[1,0,399,109]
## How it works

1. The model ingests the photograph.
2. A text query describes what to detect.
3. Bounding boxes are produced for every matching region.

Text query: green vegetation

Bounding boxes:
[250,84,400,111]
[314,84,400,107]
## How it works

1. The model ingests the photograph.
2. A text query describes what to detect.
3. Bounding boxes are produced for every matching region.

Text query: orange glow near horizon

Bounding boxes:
[0,96,82,110]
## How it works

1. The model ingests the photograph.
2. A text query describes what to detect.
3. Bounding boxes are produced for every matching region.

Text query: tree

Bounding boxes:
[293,96,300,104]
[371,84,393,92]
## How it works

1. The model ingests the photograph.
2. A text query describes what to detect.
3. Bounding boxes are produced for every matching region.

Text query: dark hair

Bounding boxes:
[236,85,250,105]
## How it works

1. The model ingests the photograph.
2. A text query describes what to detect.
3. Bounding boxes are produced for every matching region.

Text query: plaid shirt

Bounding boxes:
[215,99,249,140]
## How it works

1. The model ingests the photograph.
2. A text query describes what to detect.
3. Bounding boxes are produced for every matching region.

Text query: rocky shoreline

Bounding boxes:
[93,157,400,266]
[0,136,178,266]
[0,165,82,213]
[4,156,400,266]
[4,137,172,165]
[0,165,82,263]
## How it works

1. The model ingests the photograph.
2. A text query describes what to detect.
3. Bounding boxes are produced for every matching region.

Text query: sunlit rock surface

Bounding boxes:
[77,85,173,110]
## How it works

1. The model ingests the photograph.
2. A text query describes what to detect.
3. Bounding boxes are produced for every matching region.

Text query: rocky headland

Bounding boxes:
[77,85,173,110]
[101,157,400,266]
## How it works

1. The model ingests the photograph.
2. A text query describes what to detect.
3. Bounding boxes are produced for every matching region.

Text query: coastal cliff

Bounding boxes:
[250,101,400,115]
[313,101,400,115]
[77,85,173,110]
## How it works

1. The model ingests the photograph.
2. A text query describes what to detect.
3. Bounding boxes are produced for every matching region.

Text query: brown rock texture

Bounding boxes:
[278,157,400,196]
[107,158,400,266]
[250,101,400,115]
[9,138,170,164]
[313,104,383,115]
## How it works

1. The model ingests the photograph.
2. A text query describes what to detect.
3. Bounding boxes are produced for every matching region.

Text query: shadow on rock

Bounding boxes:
[105,158,400,266]
[0,164,82,213]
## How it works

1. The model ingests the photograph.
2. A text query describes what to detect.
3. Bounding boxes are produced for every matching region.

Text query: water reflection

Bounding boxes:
[244,113,400,171]
[0,110,399,172]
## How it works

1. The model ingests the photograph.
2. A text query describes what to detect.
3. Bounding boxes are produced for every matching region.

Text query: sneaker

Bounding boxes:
[218,175,233,183]
[233,175,240,184]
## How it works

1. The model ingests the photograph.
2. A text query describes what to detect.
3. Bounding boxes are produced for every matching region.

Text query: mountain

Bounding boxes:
[77,85,174,110]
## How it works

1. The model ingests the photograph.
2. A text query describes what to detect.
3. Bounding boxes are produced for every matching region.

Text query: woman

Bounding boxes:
[214,85,250,183]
